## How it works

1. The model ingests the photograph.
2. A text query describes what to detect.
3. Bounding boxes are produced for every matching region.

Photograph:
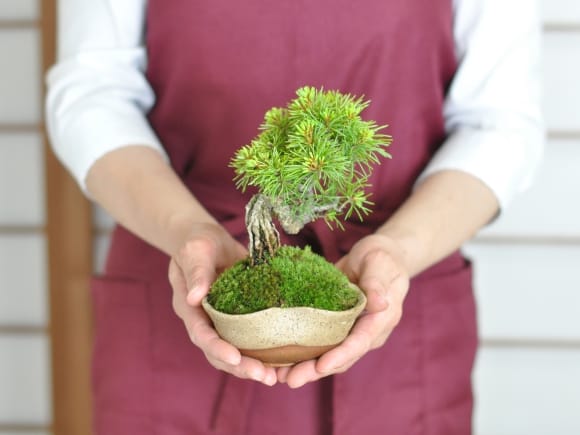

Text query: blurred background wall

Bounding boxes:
[0,0,578,434]
[0,1,51,434]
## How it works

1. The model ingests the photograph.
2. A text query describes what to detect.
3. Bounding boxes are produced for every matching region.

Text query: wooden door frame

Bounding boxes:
[41,1,94,433]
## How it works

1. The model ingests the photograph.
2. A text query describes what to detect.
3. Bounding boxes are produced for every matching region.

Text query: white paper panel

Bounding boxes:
[0,335,51,424]
[93,233,112,274]
[93,205,115,231]
[542,0,580,25]
[543,33,580,132]
[0,133,45,226]
[0,235,47,326]
[464,242,580,341]
[0,0,38,20]
[480,138,580,238]
[474,347,580,435]
[0,29,40,124]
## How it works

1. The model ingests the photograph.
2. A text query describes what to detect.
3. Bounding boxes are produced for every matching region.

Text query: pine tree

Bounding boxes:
[231,86,392,265]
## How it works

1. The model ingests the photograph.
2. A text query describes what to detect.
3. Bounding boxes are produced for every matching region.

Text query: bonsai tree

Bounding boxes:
[208,86,391,315]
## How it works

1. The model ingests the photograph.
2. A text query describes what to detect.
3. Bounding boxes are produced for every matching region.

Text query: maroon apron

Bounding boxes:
[91,1,478,433]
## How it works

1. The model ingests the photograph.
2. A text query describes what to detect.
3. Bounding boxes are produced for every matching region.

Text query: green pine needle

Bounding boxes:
[231,86,392,230]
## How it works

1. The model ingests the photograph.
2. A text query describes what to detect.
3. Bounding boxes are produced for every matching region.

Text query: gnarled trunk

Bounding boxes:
[245,194,280,265]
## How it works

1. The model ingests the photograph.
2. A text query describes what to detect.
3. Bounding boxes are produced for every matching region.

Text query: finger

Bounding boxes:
[334,256,357,283]
[177,284,276,386]
[231,241,249,264]
[210,355,278,386]
[168,258,188,296]
[187,306,242,366]
[282,360,324,389]
[316,311,388,374]
[284,310,394,386]
[276,366,292,383]
[358,250,401,312]
[170,259,194,321]
[334,256,346,273]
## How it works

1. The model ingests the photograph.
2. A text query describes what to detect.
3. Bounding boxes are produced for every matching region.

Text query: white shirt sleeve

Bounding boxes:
[416,0,545,209]
[46,0,167,193]
[47,0,545,206]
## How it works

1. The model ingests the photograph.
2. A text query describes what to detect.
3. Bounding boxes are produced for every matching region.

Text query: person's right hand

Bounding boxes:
[168,222,278,386]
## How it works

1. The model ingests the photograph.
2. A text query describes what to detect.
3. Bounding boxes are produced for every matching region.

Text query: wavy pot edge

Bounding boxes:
[202,284,366,365]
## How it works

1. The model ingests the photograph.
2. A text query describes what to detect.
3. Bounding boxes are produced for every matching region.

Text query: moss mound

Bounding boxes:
[208,246,359,314]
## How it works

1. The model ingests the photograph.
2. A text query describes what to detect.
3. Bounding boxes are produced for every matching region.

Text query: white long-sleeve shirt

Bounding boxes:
[46,0,545,209]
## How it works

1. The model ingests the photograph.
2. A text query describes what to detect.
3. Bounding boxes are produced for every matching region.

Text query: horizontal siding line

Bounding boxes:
[548,130,580,141]
[93,230,580,243]
[0,423,50,432]
[481,338,580,350]
[472,235,580,245]
[0,20,40,29]
[1,20,577,33]
[0,226,45,235]
[0,325,47,334]
[0,123,42,134]
[544,22,580,33]
[1,128,579,143]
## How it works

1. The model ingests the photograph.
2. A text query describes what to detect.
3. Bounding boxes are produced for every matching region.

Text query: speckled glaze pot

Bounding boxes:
[202,284,367,366]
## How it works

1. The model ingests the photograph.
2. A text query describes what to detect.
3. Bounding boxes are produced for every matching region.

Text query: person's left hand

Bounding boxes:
[276,234,410,388]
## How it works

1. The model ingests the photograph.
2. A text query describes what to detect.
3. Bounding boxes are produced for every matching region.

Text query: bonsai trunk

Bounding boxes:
[245,194,280,265]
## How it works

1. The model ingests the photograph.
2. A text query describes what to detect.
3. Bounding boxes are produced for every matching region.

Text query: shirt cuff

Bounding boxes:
[48,102,168,194]
[415,127,544,210]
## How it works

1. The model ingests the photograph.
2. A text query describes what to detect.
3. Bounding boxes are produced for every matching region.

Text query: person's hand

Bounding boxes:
[277,234,410,388]
[168,222,278,386]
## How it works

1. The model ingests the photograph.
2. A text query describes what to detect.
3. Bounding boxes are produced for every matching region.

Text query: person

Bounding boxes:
[46,0,544,433]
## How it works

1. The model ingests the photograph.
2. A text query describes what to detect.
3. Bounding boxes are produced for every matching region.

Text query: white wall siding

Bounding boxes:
[542,33,580,131]
[474,347,580,435]
[0,235,47,326]
[0,133,45,226]
[93,232,112,275]
[470,5,580,432]
[0,29,40,124]
[0,0,38,20]
[93,205,114,274]
[0,4,48,433]
[0,336,51,424]
[93,205,115,232]
[480,138,580,238]
[465,242,580,341]
[542,0,580,25]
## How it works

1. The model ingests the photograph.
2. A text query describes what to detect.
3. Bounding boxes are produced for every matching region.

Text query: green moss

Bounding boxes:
[208,246,359,314]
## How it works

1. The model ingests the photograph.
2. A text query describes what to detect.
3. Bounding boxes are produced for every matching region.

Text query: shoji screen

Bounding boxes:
[0,1,50,434]
[0,1,93,434]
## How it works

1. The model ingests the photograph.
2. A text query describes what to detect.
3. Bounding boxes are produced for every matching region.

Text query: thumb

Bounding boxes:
[358,251,393,313]
[334,255,357,283]
[178,241,218,306]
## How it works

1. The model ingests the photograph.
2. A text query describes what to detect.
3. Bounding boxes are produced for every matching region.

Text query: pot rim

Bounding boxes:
[202,284,367,349]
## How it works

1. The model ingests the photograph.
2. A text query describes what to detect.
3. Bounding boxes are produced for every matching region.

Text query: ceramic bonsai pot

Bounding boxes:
[202,284,367,366]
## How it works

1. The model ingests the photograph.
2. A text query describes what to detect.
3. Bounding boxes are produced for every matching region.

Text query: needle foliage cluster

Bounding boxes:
[208,246,359,314]
[231,86,392,230]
